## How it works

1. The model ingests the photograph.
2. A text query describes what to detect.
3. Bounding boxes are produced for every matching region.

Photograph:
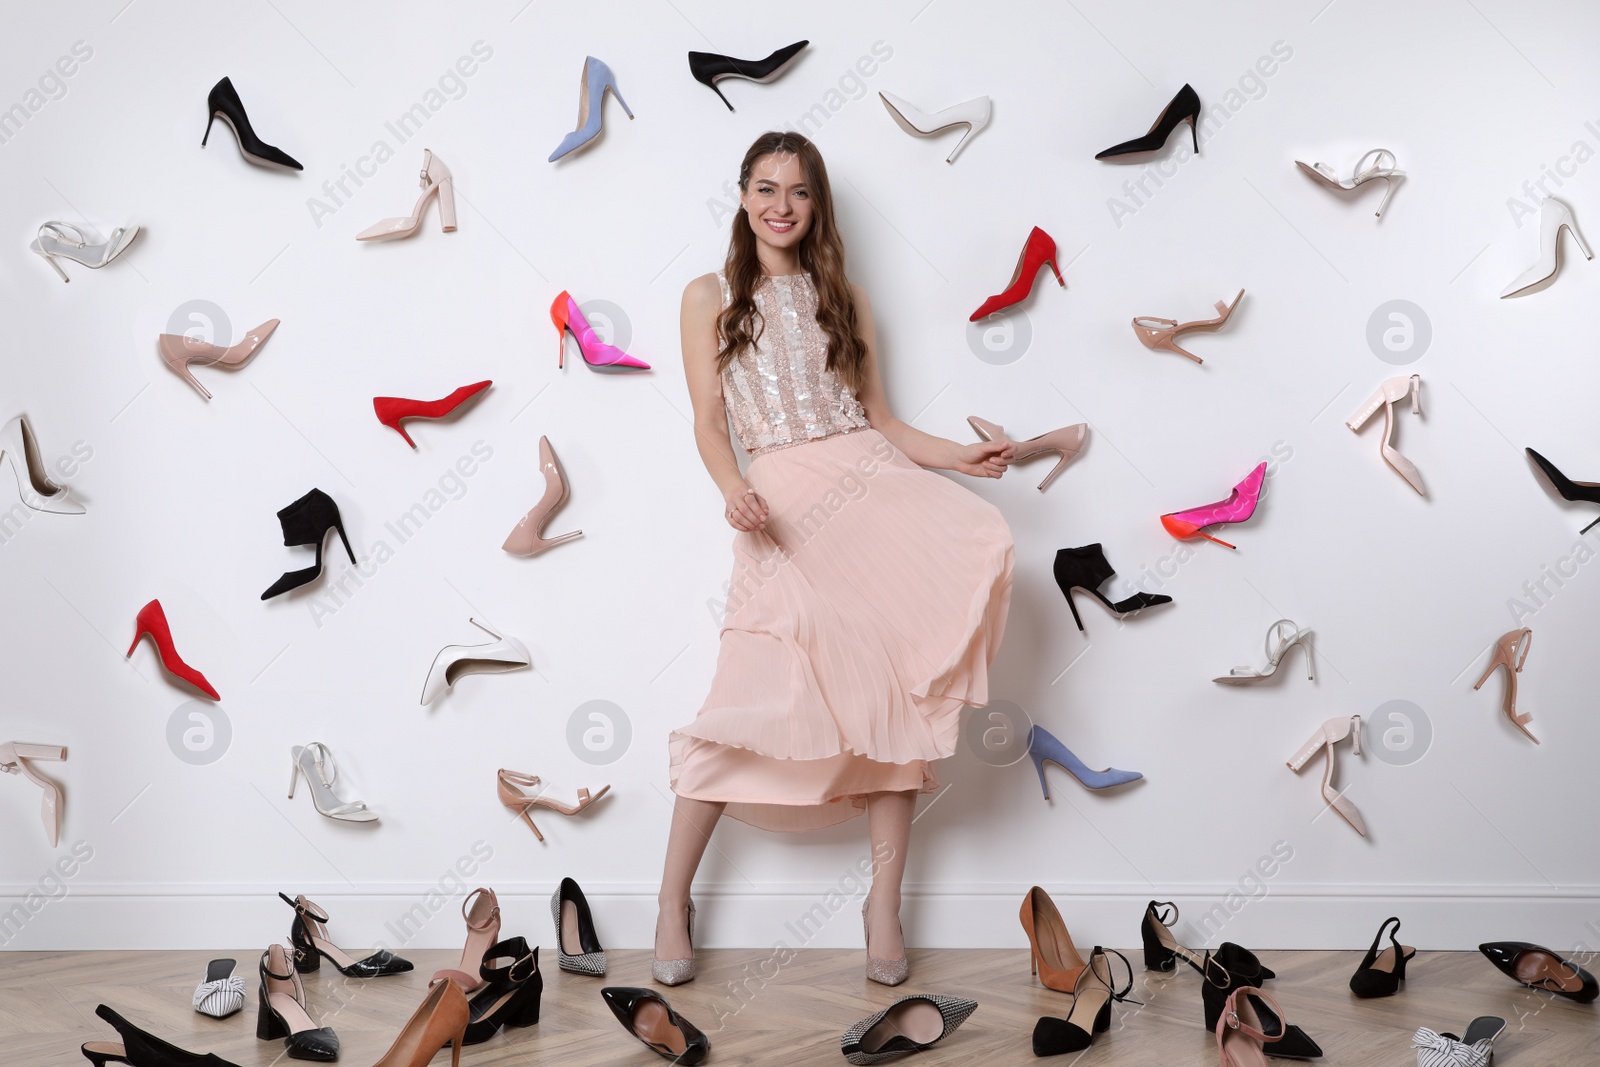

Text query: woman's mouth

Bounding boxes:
[764,217,796,234]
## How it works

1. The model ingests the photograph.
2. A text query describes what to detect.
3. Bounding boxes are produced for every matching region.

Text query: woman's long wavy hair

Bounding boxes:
[716,131,867,392]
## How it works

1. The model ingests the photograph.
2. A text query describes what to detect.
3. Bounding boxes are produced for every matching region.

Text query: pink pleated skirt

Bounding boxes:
[668,427,1015,832]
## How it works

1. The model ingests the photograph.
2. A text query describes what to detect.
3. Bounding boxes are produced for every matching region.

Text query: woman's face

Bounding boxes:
[740,151,813,254]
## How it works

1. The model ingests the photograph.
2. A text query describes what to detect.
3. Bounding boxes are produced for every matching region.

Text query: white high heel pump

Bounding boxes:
[288,743,378,823]
[1214,620,1314,685]
[0,414,84,514]
[1294,149,1405,218]
[420,618,531,705]
[1501,196,1593,297]
[356,149,456,241]
[29,221,139,282]
[878,90,992,163]
[1,742,67,846]
[1348,374,1425,495]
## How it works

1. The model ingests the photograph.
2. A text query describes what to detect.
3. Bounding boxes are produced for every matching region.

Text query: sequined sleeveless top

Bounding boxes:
[716,269,871,457]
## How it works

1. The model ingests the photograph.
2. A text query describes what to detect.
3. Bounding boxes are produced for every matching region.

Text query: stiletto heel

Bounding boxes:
[1501,196,1592,297]
[286,744,380,824]
[422,619,531,705]
[430,887,500,993]
[261,488,356,600]
[687,41,807,111]
[369,980,469,1067]
[549,56,632,161]
[1295,149,1406,218]
[1,741,67,846]
[970,226,1064,320]
[1020,886,1087,993]
[1347,374,1425,495]
[1473,627,1538,743]
[1349,916,1416,998]
[280,891,410,975]
[256,944,338,1060]
[497,769,611,842]
[551,290,650,369]
[1096,83,1201,159]
[1131,288,1243,364]
[1526,447,1600,533]
[357,149,457,240]
[1214,619,1314,684]
[374,380,491,447]
[201,77,302,170]
[1479,941,1598,1002]
[601,987,710,1065]
[862,892,908,986]
[158,319,279,400]
[1026,724,1142,795]
[1051,543,1172,631]
[551,876,607,975]
[651,898,696,986]
[503,435,584,556]
[0,413,85,514]
[1287,715,1366,836]
[841,995,975,1066]
[1161,462,1268,549]
[127,599,219,699]
[966,416,1087,490]
[30,221,139,281]
[1032,947,1139,1055]
[878,90,992,163]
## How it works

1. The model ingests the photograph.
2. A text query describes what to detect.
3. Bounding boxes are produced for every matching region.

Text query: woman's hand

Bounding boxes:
[951,440,1014,479]
[724,483,770,531]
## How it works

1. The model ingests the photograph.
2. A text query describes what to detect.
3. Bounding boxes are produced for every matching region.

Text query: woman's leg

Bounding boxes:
[864,788,917,959]
[655,795,726,959]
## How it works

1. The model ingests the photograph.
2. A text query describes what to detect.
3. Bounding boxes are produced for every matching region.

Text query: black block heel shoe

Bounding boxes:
[1139,901,1274,980]
[256,944,339,1060]
[82,1004,241,1067]
[202,77,303,170]
[280,892,412,977]
[462,937,543,1045]
[1349,916,1416,998]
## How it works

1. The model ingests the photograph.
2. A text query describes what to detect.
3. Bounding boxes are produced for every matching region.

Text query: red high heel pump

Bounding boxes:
[373,381,492,448]
[551,292,649,370]
[970,226,1064,320]
[127,599,220,700]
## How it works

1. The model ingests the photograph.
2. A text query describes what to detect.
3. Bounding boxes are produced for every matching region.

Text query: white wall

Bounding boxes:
[4,0,1599,956]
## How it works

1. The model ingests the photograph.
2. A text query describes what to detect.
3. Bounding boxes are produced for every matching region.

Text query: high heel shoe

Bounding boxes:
[430,887,501,993]
[863,892,909,986]
[0,413,85,514]
[549,56,632,162]
[1479,941,1598,1002]
[1052,544,1173,631]
[1526,447,1600,533]
[1199,944,1320,1059]
[280,891,411,975]
[1413,1018,1505,1066]
[498,769,610,842]
[651,898,696,986]
[601,987,709,1065]
[357,149,456,240]
[1215,987,1288,1067]
[192,959,244,1019]
[503,435,583,556]
[551,876,606,975]
[255,944,339,1061]
[1020,885,1087,993]
[374,380,491,448]
[1026,724,1143,795]
[841,994,976,1065]
[1473,628,1538,744]
[1287,715,1366,836]
[81,1004,242,1067]
[1032,947,1138,1056]
[158,319,279,400]
[551,290,650,369]
[1214,620,1314,685]
[1095,83,1201,159]
[371,979,468,1067]
[461,936,542,1044]
[966,416,1086,490]
[201,77,302,170]
[261,488,356,600]
[286,744,379,824]
[1347,374,1425,495]
[879,90,992,163]
[421,619,531,706]
[127,599,219,700]
[1132,288,1243,364]
[1501,196,1592,297]
[1296,149,1405,218]
[687,41,807,111]
[1,741,66,846]
[970,226,1064,320]
[1161,462,1267,549]
[1139,902,1275,981]
[30,221,139,282]
[1349,916,1415,998]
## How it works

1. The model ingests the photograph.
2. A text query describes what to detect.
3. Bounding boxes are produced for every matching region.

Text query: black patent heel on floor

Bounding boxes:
[255,944,338,1060]
[279,891,413,977]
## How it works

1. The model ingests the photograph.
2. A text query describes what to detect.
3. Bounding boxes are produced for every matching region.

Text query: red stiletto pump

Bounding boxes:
[127,599,220,700]
[373,381,492,448]
[970,226,1065,321]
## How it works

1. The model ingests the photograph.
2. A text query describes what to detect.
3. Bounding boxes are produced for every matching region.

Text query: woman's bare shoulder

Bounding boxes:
[683,272,721,306]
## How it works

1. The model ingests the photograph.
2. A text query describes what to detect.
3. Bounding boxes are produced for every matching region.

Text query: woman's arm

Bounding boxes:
[850,282,1013,477]
[681,274,770,532]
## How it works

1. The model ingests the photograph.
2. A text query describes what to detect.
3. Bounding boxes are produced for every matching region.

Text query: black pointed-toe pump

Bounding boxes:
[1480,941,1599,1002]
[1199,943,1322,1060]
[600,987,709,1065]
[81,1004,242,1067]
[1095,83,1201,159]
[202,77,303,170]
[279,892,413,977]
[686,41,808,110]
[261,489,356,600]
[1527,447,1600,533]
[1053,544,1173,631]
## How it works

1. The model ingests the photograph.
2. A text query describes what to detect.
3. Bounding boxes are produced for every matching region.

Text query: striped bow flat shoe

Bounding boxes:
[191,959,245,1019]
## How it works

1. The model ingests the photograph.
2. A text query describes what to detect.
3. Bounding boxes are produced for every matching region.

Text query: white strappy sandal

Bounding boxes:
[1294,148,1405,218]
[29,221,139,281]
[287,742,378,823]
[1213,619,1314,684]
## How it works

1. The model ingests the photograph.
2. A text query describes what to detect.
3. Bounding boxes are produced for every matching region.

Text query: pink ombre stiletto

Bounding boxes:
[551,291,649,370]
[1160,462,1267,549]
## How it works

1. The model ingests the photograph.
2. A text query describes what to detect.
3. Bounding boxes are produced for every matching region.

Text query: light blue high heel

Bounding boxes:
[549,56,633,162]
[1026,725,1142,795]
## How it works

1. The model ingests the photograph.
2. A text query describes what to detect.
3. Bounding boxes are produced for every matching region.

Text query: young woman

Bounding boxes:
[656,130,1016,986]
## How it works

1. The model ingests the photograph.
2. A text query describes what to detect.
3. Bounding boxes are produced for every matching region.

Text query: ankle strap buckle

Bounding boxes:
[1226,1009,1241,1030]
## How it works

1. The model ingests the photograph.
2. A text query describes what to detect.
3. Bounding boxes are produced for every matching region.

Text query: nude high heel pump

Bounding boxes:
[549,56,632,162]
[966,416,1087,490]
[158,319,279,400]
[357,149,456,240]
[1214,619,1314,685]
[878,90,992,163]
[1,742,67,846]
[30,221,139,282]
[1295,148,1405,218]
[1132,288,1243,364]
[1287,715,1366,836]
[1502,196,1593,297]
[497,769,610,842]
[0,413,85,514]
[1474,627,1538,744]
[1348,373,1424,495]
[503,436,582,556]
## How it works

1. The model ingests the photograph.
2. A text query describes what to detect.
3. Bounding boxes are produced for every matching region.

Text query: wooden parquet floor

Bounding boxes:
[3,947,1596,1066]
